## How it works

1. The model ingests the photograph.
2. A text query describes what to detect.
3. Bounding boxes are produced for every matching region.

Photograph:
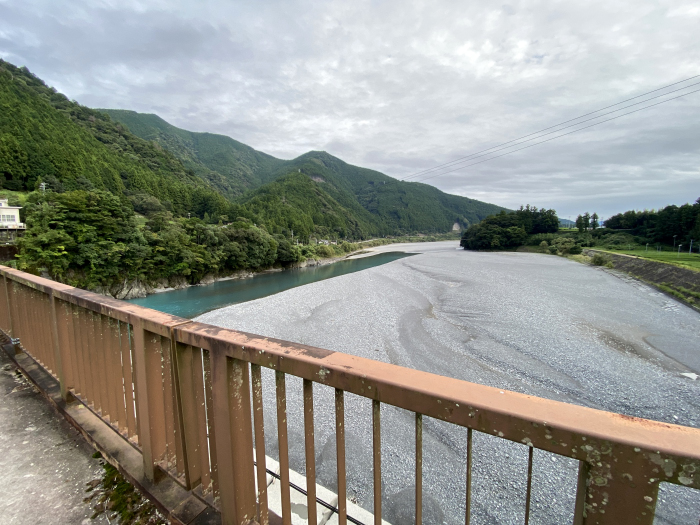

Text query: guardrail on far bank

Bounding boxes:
[0,265,698,525]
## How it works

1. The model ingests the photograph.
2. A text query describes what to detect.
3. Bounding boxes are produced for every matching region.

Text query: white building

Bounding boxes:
[0,199,25,231]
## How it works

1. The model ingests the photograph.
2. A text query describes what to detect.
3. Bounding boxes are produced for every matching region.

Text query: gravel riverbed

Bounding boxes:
[197,242,700,525]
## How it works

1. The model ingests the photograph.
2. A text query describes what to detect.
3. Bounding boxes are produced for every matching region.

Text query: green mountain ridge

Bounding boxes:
[0,60,233,219]
[100,109,284,198]
[103,110,507,237]
[1,59,506,242]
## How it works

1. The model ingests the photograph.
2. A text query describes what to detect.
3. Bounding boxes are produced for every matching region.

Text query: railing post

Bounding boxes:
[2,273,14,338]
[48,292,69,401]
[210,351,256,525]
[131,317,156,482]
[577,444,659,525]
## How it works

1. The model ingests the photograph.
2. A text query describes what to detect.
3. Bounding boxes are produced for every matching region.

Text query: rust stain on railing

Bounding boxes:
[0,265,698,525]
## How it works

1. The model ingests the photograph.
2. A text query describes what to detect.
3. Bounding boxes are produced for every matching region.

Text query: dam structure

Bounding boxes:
[0,264,698,525]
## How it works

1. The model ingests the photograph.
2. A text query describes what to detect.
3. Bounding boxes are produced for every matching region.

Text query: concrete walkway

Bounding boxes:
[0,348,108,525]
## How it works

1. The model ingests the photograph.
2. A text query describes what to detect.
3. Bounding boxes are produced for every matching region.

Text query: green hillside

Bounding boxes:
[100,109,284,197]
[104,111,507,235]
[271,151,506,233]
[0,60,232,218]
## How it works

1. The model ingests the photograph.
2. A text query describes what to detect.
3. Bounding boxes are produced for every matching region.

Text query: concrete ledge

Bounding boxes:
[1,342,221,525]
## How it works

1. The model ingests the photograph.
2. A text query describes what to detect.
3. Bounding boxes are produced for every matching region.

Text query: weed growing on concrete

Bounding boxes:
[85,458,167,524]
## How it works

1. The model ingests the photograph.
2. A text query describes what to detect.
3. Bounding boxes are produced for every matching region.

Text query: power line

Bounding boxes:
[400,74,700,181]
[402,79,700,181]
[411,87,700,184]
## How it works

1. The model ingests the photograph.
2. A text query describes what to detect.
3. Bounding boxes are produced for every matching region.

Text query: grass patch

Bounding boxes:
[599,249,700,271]
[567,254,592,264]
[656,282,700,305]
[86,457,167,524]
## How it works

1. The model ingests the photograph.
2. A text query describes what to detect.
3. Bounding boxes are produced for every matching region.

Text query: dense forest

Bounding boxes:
[460,205,559,249]
[0,59,504,293]
[604,199,700,244]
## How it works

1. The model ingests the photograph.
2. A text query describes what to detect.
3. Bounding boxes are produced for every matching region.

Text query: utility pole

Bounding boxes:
[678,245,682,258]
[673,235,677,248]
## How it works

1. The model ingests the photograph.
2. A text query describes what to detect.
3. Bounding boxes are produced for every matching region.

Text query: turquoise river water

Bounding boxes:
[126,252,414,319]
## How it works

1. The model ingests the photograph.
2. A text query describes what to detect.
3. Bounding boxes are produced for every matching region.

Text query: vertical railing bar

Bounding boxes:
[572,461,589,525]
[161,336,177,473]
[373,399,382,525]
[56,299,75,398]
[465,428,473,525]
[17,285,28,354]
[202,350,218,497]
[303,379,317,525]
[119,321,137,442]
[131,318,156,481]
[94,312,108,416]
[148,334,167,468]
[35,292,47,368]
[49,292,67,400]
[65,301,80,398]
[43,294,55,373]
[102,315,119,426]
[110,318,127,434]
[252,364,269,525]
[27,288,44,364]
[415,413,423,525]
[524,446,534,525]
[79,307,95,407]
[226,358,257,523]
[336,388,347,525]
[190,347,209,492]
[170,333,192,487]
[2,274,15,337]
[86,310,101,412]
[70,304,85,399]
[276,371,292,525]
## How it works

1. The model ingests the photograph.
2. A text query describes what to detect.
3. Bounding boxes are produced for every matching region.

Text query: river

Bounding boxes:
[126,251,414,318]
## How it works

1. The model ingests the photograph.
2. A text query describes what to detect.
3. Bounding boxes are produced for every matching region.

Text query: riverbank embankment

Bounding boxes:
[583,248,700,308]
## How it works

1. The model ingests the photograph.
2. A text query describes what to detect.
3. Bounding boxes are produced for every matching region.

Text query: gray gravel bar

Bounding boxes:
[197,241,700,525]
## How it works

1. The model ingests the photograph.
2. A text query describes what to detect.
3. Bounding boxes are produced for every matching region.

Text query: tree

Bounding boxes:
[575,215,584,233]
[591,212,599,230]
[582,212,590,231]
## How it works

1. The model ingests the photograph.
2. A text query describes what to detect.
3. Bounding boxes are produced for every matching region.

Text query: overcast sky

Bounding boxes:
[1,0,698,219]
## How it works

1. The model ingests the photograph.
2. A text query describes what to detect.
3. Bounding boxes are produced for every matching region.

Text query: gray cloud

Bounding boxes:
[1,0,698,219]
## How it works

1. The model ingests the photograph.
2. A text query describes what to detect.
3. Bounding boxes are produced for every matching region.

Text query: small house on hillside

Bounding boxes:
[0,199,25,242]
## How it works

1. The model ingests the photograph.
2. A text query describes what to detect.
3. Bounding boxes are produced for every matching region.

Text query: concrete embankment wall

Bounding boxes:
[583,249,700,294]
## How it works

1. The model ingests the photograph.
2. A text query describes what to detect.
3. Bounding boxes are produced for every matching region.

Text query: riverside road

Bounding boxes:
[198,242,700,525]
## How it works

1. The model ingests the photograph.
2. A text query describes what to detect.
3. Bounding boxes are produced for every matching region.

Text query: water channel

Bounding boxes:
[126,251,414,318]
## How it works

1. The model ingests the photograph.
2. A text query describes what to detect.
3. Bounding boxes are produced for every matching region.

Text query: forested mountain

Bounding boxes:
[100,109,284,197]
[0,60,233,219]
[103,110,506,235]
[1,59,504,242]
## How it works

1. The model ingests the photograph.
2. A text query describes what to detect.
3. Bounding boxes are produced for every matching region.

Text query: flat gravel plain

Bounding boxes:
[197,242,700,525]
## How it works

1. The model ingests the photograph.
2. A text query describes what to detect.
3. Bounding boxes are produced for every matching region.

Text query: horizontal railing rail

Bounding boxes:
[0,265,698,525]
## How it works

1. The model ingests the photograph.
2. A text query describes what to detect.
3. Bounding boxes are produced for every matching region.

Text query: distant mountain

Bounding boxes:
[104,110,507,236]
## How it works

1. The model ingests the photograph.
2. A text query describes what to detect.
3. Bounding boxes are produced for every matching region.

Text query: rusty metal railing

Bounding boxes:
[0,265,698,525]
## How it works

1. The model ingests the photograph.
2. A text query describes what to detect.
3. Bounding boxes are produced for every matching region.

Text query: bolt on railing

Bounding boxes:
[0,265,698,525]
